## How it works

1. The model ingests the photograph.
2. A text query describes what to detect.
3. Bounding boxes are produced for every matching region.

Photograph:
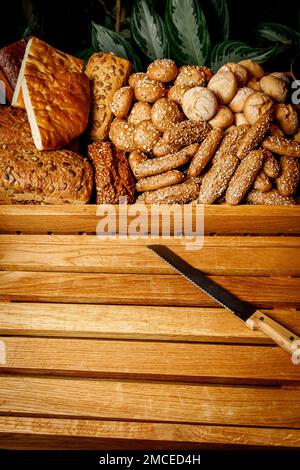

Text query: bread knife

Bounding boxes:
[148,244,300,358]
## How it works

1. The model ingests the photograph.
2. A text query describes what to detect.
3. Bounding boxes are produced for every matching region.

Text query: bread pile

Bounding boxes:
[108,58,300,205]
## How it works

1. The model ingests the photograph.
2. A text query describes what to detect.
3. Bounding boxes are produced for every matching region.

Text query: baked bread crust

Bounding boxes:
[12,37,82,109]
[22,69,90,150]
[88,142,135,204]
[0,106,93,204]
[0,39,26,89]
[85,52,132,141]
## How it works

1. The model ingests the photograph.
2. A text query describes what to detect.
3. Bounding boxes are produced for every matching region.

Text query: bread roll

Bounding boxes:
[151,98,183,132]
[147,59,178,83]
[182,87,218,121]
[128,102,152,126]
[247,77,261,92]
[134,78,166,103]
[244,92,273,125]
[109,118,136,152]
[274,104,299,136]
[235,113,249,126]
[128,72,147,88]
[208,106,234,129]
[175,66,206,87]
[207,71,238,104]
[260,75,288,103]
[239,60,264,79]
[229,87,254,113]
[219,62,248,86]
[111,86,133,118]
[133,120,161,152]
[168,85,191,105]
[86,52,132,141]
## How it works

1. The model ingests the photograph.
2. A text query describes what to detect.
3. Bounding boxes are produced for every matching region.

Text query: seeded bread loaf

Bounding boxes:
[0,106,93,204]
[0,39,26,103]
[85,52,132,141]
[88,142,135,204]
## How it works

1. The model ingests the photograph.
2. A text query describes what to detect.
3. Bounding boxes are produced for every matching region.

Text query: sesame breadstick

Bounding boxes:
[253,171,273,192]
[137,179,200,204]
[262,150,280,179]
[212,125,248,165]
[262,135,300,158]
[236,110,273,160]
[276,156,300,197]
[162,120,211,147]
[136,170,184,192]
[246,189,295,205]
[187,128,223,177]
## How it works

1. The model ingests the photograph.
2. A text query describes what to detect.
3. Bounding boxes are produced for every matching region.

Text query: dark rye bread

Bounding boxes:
[0,106,93,204]
[0,39,26,89]
[88,142,135,204]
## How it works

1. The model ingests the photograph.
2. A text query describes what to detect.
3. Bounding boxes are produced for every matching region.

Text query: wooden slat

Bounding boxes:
[1,376,300,427]
[0,272,299,307]
[1,302,299,344]
[1,337,299,384]
[1,240,299,275]
[0,205,300,234]
[0,417,299,449]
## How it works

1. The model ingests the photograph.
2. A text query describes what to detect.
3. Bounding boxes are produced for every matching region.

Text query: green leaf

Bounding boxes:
[201,0,229,43]
[76,47,95,67]
[131,0,170,61]
[165,0,210,66]
[210,41,281,72]
[91,21,142,71]
[255,23,300,47]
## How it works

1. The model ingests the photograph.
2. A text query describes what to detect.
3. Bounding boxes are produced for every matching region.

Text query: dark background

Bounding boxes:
[1,0,299,53]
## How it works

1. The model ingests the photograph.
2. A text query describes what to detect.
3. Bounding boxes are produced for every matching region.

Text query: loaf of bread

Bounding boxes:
[22,69,90,150]
[0,39,26,103]
[0,106,93,204]
[88,142,135,204]
[85,52,132,141]
[12,37,83,109]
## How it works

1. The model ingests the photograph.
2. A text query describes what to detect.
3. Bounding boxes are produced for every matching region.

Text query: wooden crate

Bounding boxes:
[0,204,299,449]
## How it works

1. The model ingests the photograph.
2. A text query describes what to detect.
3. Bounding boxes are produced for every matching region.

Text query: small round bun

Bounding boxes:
[294,130,300,143]
[182,87,218,121]
[151,98,184,132]
[274,103,299,135]
[128,102,152,126]
[260,75,288,103]
[133,120,161,152]
[109,118,136,152]
[147,59,178,83]
[228,87,254,113]
[239,60,264,78]
[134,78,166,103]
[208,106,234,129]
[175,65,206,87]
[219,62,248,86]
[111,86,134,118]
[167,85,191,105]
[128,72,147,88]
[207,71,238,104]
[234,113,249,127]
[247,77,262,92]
[270,72,290,85]
[244,92,273,125]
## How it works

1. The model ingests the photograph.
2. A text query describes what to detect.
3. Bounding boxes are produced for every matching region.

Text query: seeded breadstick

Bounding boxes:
[262,150,280,179]
[136,170,184,192]
[212,125,248,165]
[236,110,273,160]
[187,128,223,177]
[246,189,295,205]
[135,144,199,179]
[128,150,147,177]
[276,156,300,197]
[253,171,272,192]
[152,139,181,157]
[162,120,211,147]
[226,150,265,205]
[137,179,200,204]
[262,136,300,158]
[198,153,239,204]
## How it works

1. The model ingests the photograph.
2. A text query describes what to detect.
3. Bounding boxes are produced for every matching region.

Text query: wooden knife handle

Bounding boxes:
[246,311,300,358]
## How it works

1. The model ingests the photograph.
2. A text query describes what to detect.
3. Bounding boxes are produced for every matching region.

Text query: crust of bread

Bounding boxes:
[12,37,82,109]
[85,52,132,141]
[0,39,26,89]
[22,69,90,150]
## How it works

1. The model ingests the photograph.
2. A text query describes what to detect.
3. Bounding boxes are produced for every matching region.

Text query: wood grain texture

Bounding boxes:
[0,271,299,307]
[0,205,299,234]
[1,376,300,428]
[1,337,299,384]
[1,240,299,275]
[0,417,299,449]
[0,302,298,344]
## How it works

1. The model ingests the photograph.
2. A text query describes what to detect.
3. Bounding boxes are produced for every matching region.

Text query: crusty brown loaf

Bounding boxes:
[88,142,135,204]
[0,106,93,204]
[0,39,26,89]
[85,52,132,142]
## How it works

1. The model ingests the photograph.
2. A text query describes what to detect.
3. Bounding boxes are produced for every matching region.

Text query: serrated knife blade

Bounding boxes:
[148,244,300,358]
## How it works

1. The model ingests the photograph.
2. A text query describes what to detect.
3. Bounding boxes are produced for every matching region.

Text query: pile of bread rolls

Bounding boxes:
[108,57,300,205]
